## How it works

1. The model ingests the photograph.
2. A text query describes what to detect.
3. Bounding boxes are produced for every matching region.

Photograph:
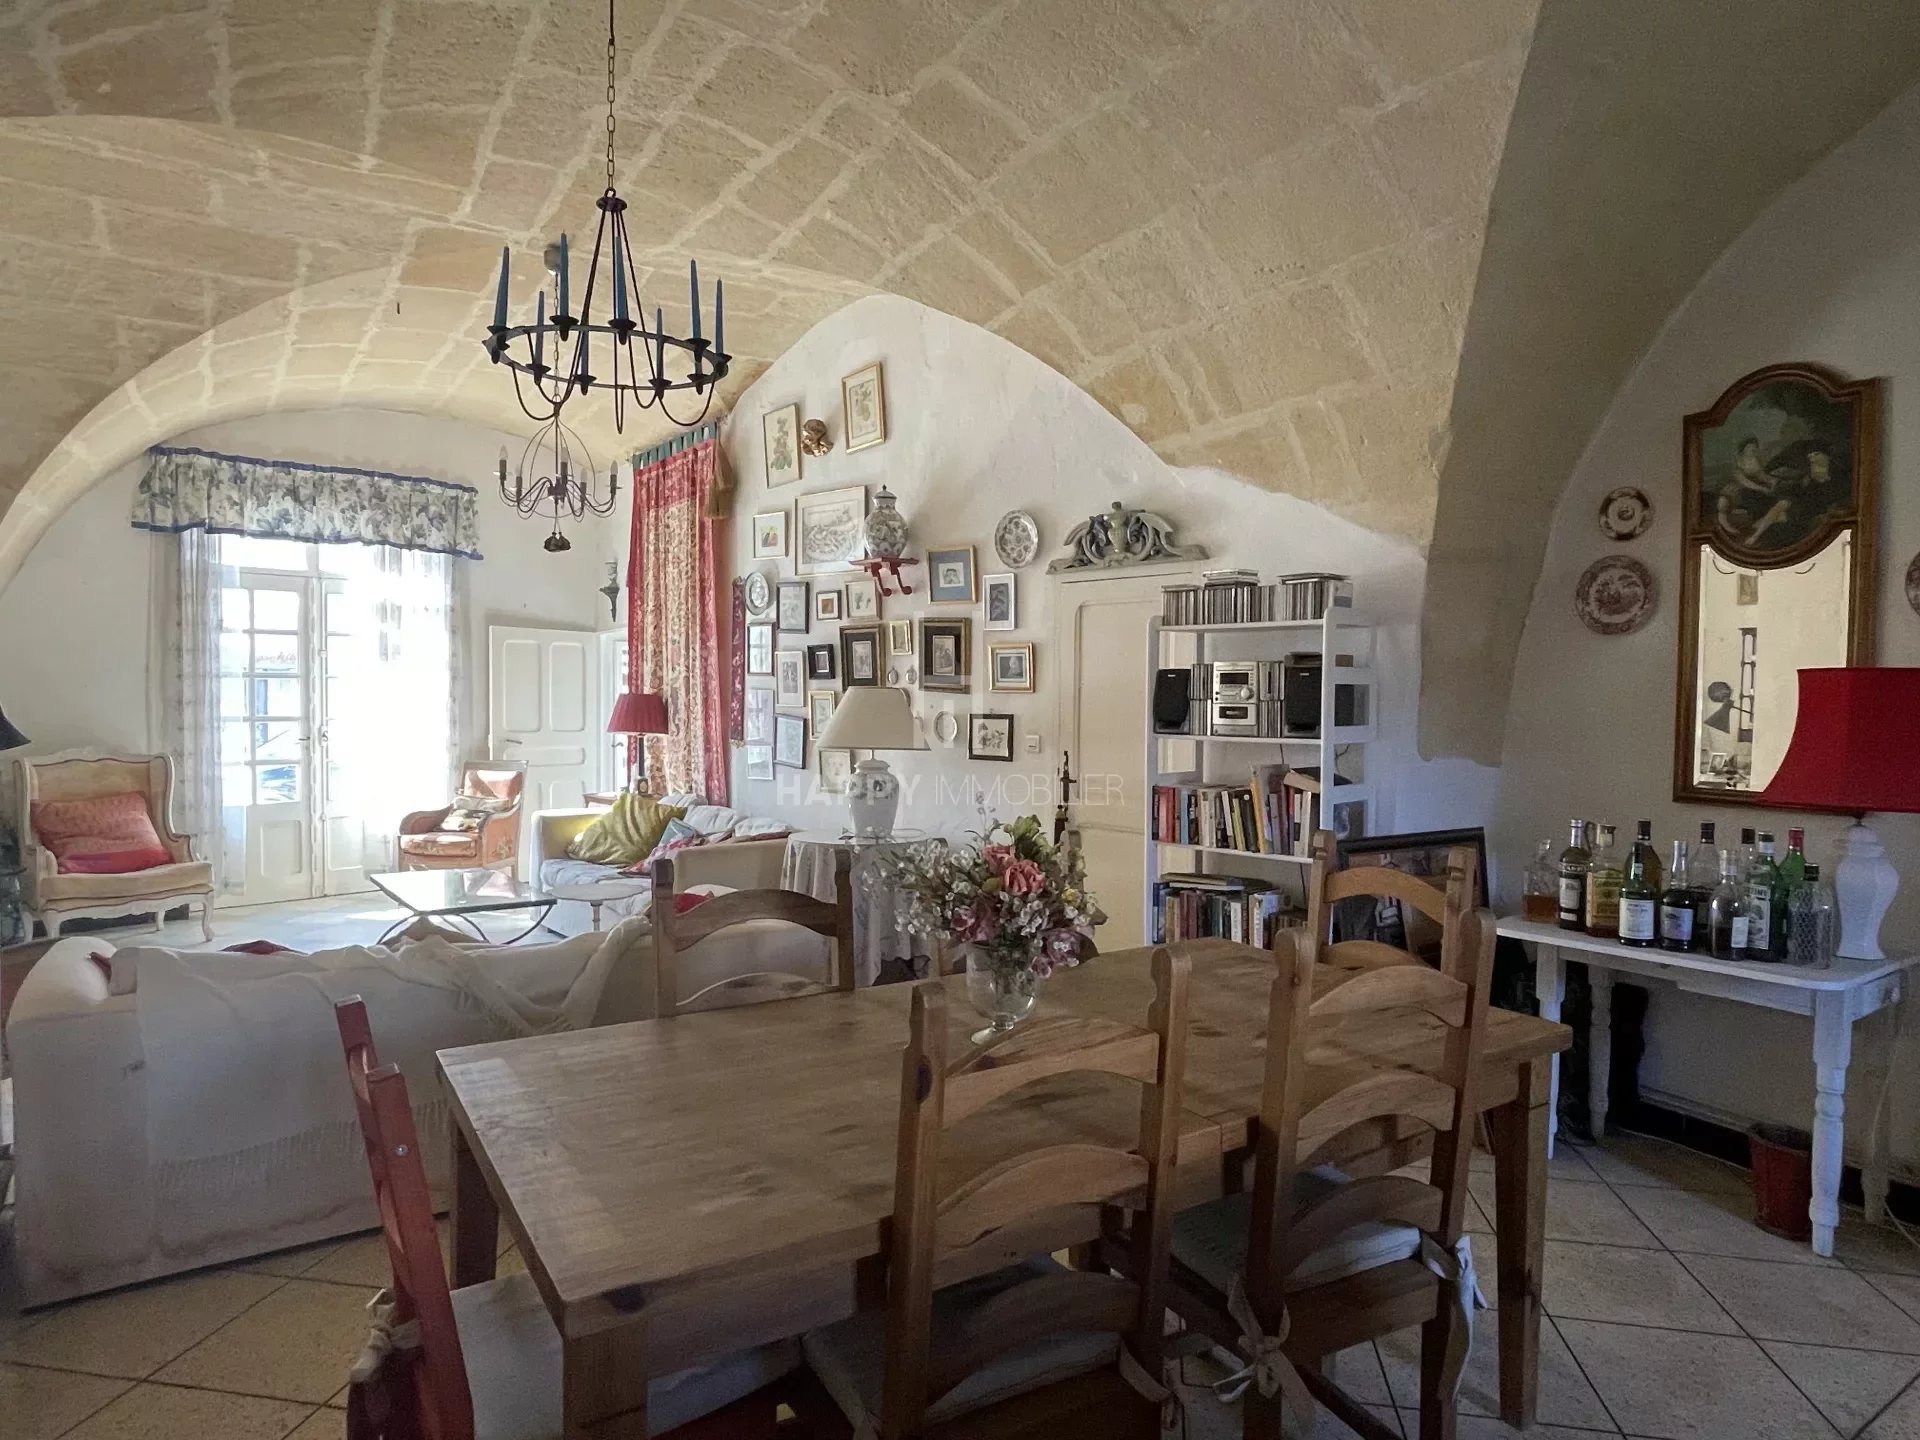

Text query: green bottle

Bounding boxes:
[1619,844,1658,947]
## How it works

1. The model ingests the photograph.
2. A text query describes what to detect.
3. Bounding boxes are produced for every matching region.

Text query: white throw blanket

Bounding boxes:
[130,933,604,1204]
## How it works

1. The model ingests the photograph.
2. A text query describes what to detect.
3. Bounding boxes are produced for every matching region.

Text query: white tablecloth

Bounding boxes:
[781,834,942,985]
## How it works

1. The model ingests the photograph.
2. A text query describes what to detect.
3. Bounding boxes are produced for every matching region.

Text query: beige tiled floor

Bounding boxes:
[6,1131,1920,1439]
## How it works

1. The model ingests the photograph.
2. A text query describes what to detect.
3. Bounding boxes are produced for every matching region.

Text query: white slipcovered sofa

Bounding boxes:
[6,894,832,1304]
[534,790,792,935]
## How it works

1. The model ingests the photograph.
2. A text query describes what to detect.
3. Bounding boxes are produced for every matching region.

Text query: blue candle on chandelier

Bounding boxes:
[533,289,545,372]
[714,277,724,358]
[690,259,701,342]
[557,233,570,319]
[492,245,510,330]
[613,237,629,325]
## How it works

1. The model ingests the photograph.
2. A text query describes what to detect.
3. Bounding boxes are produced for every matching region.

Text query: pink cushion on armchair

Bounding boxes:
[32,791,174,874]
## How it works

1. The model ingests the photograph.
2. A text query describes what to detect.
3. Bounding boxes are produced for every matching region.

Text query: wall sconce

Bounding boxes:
[600,562,621,621]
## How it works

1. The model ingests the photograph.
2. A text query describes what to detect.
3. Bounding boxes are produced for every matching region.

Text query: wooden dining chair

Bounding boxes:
[793,948,1193,1440]
[1162,909,1497,1440]
[333,997,797,1440]
[648,851,856,1015]
[1304,828,1479,980]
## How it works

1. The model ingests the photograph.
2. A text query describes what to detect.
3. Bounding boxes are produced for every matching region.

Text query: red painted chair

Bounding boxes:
[333,998,795,1440]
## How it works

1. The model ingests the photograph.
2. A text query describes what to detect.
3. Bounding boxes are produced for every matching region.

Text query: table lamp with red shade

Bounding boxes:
[1761,668,1920,959]
[607,691,669,793]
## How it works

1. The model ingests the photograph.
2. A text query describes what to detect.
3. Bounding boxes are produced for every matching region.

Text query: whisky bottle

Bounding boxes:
[1707,849,1748,958]
[1743,832,1781,961]
[1584,823,1622,938]
[1619,844,1658,947]
[1688,822,1719,937]
[1629,819,1664,892]
[1659,840,1697,952]
[1557,819,1592,930]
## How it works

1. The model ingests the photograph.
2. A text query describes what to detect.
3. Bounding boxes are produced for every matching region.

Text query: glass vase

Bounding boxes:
[960,944,1041,1042]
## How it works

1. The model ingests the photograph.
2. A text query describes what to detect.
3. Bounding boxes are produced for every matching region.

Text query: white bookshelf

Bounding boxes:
[1143,602,1378,943]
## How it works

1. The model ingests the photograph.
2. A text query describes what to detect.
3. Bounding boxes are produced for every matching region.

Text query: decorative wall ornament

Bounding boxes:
[743,568,773,615]
[1047,501,1207,572]
[860,485,909,560]
[1574,554,1656,635]
[801,419,833,457]
[1598,487,1652,541]
[993,510,1040,568]
[133,446,482,559]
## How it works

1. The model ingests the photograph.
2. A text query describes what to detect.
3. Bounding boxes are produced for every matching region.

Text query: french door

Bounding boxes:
[219,570,369,903]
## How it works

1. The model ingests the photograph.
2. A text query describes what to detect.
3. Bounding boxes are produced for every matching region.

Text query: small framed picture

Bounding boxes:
[809,688,837,732]
[745,685,774,742]
[845,575,881,621]
[814,588,842,623]
[775,712,807,770]
[887,618,914,656]
[763,403,801,487]
[842,362,886,452]
[817,747,852,795]
[968,712,1015,762]
[927,545,977,604]
[807,643,837,679]
[751,509,788,559]
[775,650,806,710]
[746,621,774,675]
[983,572,1016,630]
[920,617,971,692]
[776,580,810,634]
[744,744,774,781]
[988,641,1034,692]
[841,624,883,687]
[795,485,867,575]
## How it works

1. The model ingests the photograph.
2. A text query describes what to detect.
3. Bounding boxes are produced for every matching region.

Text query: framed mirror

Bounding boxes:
[1674,363,1879,805]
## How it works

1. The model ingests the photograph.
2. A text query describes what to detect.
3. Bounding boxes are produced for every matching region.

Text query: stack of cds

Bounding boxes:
[1160,571,1352,625]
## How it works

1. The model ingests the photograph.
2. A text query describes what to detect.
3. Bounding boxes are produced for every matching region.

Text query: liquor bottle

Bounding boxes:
[1779,826,1808,896]
[1557,819,1591,930]
[1788,864,1833,967]
[1743,831,1781,961]
[1629,819,1664,893]
[1659,840,1697,951]
[1805,865,1837,970]
[1523,839,1559,922]
[1619,843,1658,947]
[1584,823,1622,938]
[1688,822,1720,937]
[1707,849,1748,958]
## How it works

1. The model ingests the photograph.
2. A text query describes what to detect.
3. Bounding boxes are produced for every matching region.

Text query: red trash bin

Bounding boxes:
[1749,1123,1813,1242]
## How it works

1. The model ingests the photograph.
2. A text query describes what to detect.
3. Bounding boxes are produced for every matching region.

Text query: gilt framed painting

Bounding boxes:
[763,403,801,488]
[795,486,867,575]
[842,363,886,452]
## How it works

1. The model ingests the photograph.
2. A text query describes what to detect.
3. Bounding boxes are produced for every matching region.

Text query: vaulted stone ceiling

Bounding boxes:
[0,0,1537,584]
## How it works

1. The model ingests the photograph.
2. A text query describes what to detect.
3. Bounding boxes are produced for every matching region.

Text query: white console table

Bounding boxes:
[1498,916,1914,1257]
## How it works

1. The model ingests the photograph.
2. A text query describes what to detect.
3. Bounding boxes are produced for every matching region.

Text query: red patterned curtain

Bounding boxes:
[628,439,728,803]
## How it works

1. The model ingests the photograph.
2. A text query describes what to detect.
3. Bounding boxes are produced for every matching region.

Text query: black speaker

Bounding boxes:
[1152,668,1194,734]
[1283,654,1357,735]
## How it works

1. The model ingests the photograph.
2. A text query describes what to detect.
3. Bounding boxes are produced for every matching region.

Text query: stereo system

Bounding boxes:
[1153,656,1359,739]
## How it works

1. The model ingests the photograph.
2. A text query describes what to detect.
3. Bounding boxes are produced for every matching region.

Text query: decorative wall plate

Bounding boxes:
[993,510,1040,569]
[1598,487,1653,541]
[744,569,773,615]
[1905,552,1920,615]
[930,710,959,747]
[1575,555,1656,635]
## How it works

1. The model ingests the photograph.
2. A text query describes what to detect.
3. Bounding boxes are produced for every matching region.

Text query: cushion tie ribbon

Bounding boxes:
[1416,1232,1488,1404]
[349,1288,422,1385]
[1212,1275,1318,1430]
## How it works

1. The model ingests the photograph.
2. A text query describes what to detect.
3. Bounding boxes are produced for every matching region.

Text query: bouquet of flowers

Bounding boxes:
[881,815,1102,982]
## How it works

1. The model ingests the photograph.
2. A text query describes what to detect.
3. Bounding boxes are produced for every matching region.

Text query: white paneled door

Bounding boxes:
[1053,568,1195,952]
[222,572,316,904]
[488,626,598,862]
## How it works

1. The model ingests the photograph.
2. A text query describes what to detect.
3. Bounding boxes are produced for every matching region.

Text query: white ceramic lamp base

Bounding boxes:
[846,757,900,839]
[1834,821,1898,961]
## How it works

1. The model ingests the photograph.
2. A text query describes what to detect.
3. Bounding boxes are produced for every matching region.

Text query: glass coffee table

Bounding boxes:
[368,868,557,945]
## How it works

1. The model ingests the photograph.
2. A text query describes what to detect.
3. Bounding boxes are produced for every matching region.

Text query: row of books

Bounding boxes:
[1151,874,1303,947]
[1150,766,1354,858]
[1160,571,1353,627]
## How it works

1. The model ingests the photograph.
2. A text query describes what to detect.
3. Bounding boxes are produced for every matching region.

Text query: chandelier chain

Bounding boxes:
[605,0,617,193]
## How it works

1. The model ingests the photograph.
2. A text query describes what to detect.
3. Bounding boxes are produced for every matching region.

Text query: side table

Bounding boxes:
[1498,915,1915,1257]
[546,879,649,932]
[783,830,944,985]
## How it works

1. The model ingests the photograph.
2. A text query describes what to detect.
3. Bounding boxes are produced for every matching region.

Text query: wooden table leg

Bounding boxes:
[1589,965,1614,1141]
[450,1120,500,1287]
[1534,947,1565,1159]
[1810,992,1853,1259]
[565,1328,650,1439]
[1489,1056,1550,1428]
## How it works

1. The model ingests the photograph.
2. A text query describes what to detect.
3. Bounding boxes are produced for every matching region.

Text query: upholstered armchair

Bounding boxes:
[15,749,215,940]
[396,762,526,873]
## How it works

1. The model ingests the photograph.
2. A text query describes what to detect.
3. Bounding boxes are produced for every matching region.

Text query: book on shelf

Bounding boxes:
[1151,872,1302,947]
[1153,765,1362,857]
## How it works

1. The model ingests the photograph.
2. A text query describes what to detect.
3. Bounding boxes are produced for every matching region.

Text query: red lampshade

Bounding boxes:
[607,691,669,736]
[1761,668,1920,815]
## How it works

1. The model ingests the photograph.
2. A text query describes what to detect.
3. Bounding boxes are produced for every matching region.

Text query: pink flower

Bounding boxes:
[1002,859,1048,896]
[951,897,1000,944]
[982,845,1015,876]
[1044,927,1083,963]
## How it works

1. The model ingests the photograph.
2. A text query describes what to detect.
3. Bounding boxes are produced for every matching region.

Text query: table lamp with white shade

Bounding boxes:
[817,687,925,838]
[1761,667,1920,959]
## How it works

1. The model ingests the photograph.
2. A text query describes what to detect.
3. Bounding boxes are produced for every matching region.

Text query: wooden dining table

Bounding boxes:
[438,939,1570,1439]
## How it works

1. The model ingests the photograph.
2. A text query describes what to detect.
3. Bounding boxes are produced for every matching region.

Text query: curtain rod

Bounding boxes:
[631,421,719,471]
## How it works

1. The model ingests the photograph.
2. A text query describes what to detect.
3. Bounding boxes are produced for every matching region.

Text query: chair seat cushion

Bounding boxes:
[40,860,212,903]
[399,832,479,858]
[801,1257,1118,1432]
[452,1272,798,1440]
[1172,1168,1423,1296]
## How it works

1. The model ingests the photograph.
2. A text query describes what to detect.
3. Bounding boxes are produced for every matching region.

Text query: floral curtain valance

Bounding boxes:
[131,445,483,559]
